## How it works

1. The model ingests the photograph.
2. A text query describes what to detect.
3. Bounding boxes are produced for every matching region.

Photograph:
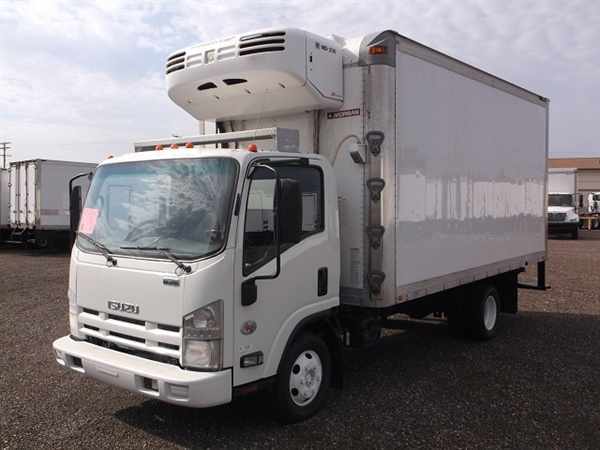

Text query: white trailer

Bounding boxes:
[547,168,579,239]
[8,159,96,247]
[53,27,548,423]
[0,168,9,239]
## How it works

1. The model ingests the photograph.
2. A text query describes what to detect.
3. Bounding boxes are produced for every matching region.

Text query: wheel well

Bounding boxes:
[278,310,344,389]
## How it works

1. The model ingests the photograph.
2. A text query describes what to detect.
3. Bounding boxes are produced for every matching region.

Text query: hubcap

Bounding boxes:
[289,350,322,406]
[483,294,497,331]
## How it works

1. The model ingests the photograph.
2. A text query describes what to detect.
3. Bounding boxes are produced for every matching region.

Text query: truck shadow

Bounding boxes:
[113,311,600,447]
[0,244,70,257]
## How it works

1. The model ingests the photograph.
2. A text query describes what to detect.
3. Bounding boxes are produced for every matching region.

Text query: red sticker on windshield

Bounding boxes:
[79,208,99,234]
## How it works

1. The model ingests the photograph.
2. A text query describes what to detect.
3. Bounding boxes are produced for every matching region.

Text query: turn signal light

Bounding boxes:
[155,144,164,151]
[247,143,258,153]
[185,142,193,149]
[170,143,179,149]
[369,45,387,55]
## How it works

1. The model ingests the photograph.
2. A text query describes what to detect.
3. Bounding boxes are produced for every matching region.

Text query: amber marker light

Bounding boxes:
[369,45,387,55]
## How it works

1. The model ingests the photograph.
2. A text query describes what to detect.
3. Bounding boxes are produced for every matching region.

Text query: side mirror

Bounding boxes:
[69,171,92,246]
[70,185,82,235]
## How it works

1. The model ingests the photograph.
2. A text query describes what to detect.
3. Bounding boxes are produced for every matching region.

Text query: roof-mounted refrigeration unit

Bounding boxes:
[166,28,344,121]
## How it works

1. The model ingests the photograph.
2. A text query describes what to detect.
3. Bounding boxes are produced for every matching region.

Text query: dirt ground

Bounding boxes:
[1,233,600,449]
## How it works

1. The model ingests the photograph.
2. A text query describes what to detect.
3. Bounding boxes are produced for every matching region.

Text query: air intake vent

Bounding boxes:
[165,51,186,75]
[239,31,286,56]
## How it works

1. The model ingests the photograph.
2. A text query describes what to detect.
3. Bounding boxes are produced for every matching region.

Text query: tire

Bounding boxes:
[572,227,579,240]
[273,333,331,424]
[466,285,500,340]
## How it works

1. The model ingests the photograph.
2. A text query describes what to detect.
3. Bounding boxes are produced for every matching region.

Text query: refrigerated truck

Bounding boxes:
[547,168,579,239]
[8,159,96,247]
[53,28,548,423]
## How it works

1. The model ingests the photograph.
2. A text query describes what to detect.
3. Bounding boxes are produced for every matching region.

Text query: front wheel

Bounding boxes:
[273,333,331,424]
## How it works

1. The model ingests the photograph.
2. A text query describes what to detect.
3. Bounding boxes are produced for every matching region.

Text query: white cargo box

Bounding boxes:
[548,168,576,194]
[0,168,8,228]
[210,29,549,307]
[8,159,96,231]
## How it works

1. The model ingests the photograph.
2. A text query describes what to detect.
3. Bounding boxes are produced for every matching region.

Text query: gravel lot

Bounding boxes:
[2,234,600,449]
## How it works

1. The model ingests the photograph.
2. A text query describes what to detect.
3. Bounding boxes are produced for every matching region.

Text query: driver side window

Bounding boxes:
[242,164,324,276]
[243,175,277,275]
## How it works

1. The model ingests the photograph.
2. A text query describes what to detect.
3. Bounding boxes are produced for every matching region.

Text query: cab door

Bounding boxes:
[232,157,337,387]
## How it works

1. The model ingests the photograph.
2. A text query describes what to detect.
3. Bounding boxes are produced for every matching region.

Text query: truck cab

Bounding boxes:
[547,169,579,239]
[54,146,340,420]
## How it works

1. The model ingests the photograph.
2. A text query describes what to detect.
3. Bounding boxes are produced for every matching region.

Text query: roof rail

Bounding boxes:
[133,127,299,153]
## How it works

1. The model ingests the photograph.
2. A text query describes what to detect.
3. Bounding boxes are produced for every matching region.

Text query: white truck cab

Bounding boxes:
[547,169,579,239]
[54,147,339,415]
[54,27,549,423]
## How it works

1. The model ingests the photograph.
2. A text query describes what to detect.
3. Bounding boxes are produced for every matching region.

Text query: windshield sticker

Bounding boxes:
[79,208,99,234]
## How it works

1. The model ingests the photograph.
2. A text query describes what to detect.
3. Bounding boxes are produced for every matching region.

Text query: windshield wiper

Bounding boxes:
[119,246,192,274]
[77,232,117,266]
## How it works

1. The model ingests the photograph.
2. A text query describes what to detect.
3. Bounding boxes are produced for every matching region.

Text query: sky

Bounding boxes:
[1,0,599,164]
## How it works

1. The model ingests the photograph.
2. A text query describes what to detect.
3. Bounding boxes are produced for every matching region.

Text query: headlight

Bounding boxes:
[182,300,223,370]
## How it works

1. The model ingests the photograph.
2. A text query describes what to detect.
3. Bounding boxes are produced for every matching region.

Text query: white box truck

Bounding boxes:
[0,168,9,240]
[547,168,579,239]
[8,159,96,247]
[53,28,548,423]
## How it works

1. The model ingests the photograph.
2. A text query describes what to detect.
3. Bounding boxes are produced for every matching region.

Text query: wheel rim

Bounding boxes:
[289,350,322,406]
[483,294,497,331]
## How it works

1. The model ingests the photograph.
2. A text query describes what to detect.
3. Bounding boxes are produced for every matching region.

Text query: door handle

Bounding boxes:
[317,267,328,297]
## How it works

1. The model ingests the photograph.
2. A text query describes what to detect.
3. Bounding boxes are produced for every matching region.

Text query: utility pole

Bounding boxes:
[0,141,11,169]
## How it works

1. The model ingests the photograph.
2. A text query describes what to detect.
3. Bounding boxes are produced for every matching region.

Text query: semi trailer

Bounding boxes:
[547,168,579,239]
[7,159,96,247]
[53,27,548,423]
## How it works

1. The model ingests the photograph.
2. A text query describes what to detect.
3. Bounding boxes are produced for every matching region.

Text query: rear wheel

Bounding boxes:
[273,333,331,424]
[466,285,500,340]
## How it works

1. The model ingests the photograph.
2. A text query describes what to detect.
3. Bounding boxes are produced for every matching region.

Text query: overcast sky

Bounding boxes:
[1,0,599,164]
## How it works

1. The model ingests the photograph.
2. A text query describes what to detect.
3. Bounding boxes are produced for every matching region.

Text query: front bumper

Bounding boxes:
[53,336,231,408]
[548,222,578,233]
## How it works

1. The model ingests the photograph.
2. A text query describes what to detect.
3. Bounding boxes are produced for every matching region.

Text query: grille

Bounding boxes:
[238,31,286,56]
[165,51,186,75]
[78,309,181,362]
[548,212,567,222]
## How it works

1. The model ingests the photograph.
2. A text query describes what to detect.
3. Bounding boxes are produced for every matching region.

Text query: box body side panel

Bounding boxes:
[0,169,8,227]
[394,50,547,302]
[38,161,96,229]
[547,170,576,193]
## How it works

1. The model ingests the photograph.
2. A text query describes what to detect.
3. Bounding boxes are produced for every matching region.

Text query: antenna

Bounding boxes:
[0,141,11,169]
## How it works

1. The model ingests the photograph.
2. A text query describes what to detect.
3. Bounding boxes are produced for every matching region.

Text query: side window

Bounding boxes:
[278,165,324,238]
[243,164,324,276]
[243,170,277,275]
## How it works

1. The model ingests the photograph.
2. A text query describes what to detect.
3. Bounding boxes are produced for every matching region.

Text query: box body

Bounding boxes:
[0,168,8,229]
[8,160,96,231]
[209,30,549,308]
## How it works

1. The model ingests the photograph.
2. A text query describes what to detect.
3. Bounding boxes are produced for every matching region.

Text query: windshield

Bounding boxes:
[548,194,574,207]
[77,157,238,260]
